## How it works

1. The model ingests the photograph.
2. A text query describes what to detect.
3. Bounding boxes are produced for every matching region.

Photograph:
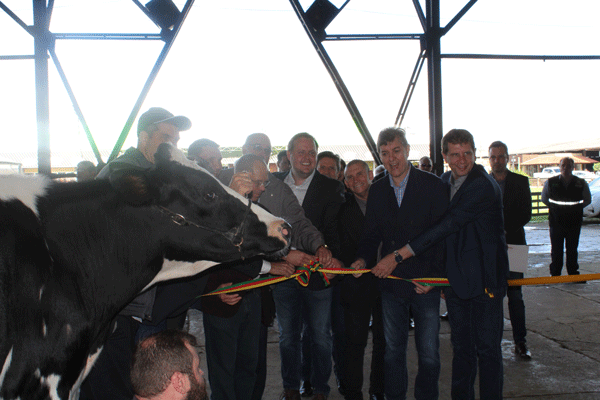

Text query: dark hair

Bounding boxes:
[317,151,341,172]
[488,140,508,155]
[76,160,95,171]
[560,156,574,167]
[130,330,198,398]
[235,154,265,173]
[277,150,288,163]
[441,129,475,155]
[345,159,370,174]
[287,132,318,152]
[188,138,219,158]
[377,127,408,152]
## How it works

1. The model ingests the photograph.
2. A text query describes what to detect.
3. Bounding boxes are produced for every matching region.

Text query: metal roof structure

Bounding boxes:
[515,139,600,155]
[521,153,597,166]
[2,1,599,177]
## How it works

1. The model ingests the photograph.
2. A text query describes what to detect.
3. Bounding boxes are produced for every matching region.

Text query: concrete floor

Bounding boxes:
[189,221,600,400]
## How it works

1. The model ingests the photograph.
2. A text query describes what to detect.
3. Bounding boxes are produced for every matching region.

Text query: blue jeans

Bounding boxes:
[445,287,504,400]
[272,280,333,396]
[382,290,440,400]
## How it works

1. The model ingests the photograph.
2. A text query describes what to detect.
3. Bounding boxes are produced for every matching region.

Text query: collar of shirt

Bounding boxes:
[284,169,316,205]
[389,166,411,208]
[450,174,468,200]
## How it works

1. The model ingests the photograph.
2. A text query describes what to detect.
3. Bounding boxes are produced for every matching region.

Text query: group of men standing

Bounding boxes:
[80,106,591,400]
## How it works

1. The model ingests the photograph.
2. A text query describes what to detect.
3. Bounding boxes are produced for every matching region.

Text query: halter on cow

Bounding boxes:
[0,144,290,400]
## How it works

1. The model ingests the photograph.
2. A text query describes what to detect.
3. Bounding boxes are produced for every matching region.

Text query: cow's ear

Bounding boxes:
[110,169,154,205]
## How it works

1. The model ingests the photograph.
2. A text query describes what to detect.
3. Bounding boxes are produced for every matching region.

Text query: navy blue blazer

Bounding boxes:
[410,164,509,300]
[500,170,532,245]
[356,166,449,298]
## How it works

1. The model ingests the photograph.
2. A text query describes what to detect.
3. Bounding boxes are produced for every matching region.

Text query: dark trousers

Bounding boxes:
[549,218,582,276]
[507,271,526,344]
[445,287,505,400]
[79,316,139,400]
[251,322,268,400]
[203,290,262,400]
[341,281,385,400]
[331,284,346,388]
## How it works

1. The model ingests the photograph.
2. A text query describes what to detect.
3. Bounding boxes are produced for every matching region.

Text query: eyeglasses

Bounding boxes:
[252,179,270,188]
[420,164,432,168]
[250,144,271,155]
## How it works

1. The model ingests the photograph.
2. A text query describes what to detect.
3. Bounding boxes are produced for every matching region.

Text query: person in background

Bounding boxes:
[76,160,97,182]
[542,157,591,278]
[373,165,386,182]
[338,159,346,182]
[130,329,208,400]
[488,141,532,360]
[188,138,223,177]
[316,151,341,180]
[278,150,291,172]
[418,156,433,173]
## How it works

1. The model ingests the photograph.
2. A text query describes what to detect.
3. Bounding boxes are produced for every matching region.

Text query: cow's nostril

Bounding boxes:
[281,222,292,240]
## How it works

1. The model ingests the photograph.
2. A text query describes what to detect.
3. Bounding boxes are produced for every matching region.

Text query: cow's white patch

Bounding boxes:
[0,175,50,216]
[42,319,47,337]
[144,259,218,291]
[41,374,61,400]
[0,346,13,388]
[39,285,45,301]
[70,346,103,400]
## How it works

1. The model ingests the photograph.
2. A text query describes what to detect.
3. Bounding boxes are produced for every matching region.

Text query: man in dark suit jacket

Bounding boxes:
[352,128,448,400]
[272,132,345,400]
[489,141,533,360]
[395,129,509,400]
[338,160,385,400]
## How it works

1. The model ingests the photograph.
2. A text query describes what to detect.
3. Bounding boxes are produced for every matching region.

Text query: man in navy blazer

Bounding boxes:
[352,127,449,400]
[489,141,533,360]
[394,129,509,400]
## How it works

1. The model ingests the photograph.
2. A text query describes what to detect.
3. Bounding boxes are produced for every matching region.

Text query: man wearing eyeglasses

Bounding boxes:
[418,156,433,173]
[216,133,333,400]
[201,154,296,400]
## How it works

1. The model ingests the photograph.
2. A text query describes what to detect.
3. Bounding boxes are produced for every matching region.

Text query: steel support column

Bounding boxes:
[289,0,380,165]
[33,0,51,175]
[425,0,444,174]
[108,0,195,162]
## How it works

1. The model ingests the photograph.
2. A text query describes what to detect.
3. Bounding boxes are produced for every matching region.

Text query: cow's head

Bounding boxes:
[111,143,290,263]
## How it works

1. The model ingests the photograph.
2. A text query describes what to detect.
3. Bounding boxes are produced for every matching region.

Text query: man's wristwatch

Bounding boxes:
[394,250,403,264]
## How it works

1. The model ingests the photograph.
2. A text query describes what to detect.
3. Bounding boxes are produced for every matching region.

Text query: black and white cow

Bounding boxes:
[0,144,290,400]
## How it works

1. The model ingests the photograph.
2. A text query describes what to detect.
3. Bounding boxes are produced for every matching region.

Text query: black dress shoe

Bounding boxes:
[280,389,301,400]
[337,378,347,396]
[409,318,415,330]
[369,393,385,400]
[440,311,449,320]
[515,342,532,360]
[300,381,313,397]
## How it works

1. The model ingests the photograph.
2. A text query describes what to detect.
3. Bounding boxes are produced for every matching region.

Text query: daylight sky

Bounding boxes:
[1,0,599,161]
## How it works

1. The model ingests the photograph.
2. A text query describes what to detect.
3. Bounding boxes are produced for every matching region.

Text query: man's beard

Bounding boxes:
[185,375,208,400]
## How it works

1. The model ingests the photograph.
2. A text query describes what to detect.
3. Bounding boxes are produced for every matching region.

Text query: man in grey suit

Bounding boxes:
[198,133,332,400]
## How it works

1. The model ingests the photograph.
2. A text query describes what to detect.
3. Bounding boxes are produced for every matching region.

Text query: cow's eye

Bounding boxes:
[204,192,217,202]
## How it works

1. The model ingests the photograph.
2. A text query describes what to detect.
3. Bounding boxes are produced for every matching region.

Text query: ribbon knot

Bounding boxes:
[294,260,330,287]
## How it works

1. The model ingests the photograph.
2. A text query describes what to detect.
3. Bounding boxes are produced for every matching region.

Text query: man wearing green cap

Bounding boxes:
[81,107,193,400]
